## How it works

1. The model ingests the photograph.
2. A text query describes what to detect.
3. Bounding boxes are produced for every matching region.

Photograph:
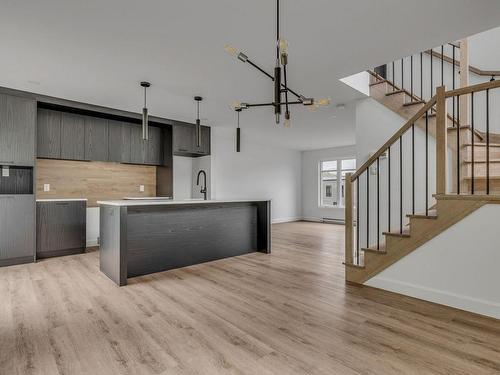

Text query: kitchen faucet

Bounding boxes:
[196,170,207,200]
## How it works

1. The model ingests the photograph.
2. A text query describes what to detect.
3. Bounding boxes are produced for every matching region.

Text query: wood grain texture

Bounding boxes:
[36,159,156,207]
[37,109,61,159]
[36,201,86,258]
[60,112,85,161]
[0,221,499,374]
[0,93,36,166]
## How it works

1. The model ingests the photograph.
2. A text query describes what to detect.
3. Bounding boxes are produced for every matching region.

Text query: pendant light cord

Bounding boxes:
[237,110,240,128]
[276,0,279,61]
[144,87,147,108]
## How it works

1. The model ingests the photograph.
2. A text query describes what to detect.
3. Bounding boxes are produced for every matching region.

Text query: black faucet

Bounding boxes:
[196,170,207,200]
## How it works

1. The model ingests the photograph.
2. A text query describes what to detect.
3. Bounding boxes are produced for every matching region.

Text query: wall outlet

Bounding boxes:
[139,185,145,192]
[43,183,50,192]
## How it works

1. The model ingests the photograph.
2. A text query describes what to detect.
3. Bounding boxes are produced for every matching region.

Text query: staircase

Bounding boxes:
[344,39,500,284]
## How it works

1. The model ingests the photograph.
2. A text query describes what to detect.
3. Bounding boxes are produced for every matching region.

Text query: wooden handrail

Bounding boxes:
[351,96,437,181]
[445,79,500,98]
[425,49,500,77]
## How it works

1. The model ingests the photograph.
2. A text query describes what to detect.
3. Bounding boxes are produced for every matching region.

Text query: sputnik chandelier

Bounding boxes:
[225,0,330,128]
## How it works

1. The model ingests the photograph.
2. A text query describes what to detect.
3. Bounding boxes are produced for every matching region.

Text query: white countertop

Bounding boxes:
[123,196,173,200]
[36,198,88,202]
[97,199,270,207]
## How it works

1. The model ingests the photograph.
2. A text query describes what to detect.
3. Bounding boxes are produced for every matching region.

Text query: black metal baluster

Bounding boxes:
[410,55,414,101]
[356,178,360,264]
[471,92,475,194]
[401,58,404,92]
[377,157,380,250]
[457,95,460,194]
[420,52,423,100]
[487,89,490,194]
[425,111,429,215]
[400,136,403,234]
[392,61,395,92]
[366,170,369,248]
[441,45,444,86]
[412,123,415,214]
[388,146,391,232]
[452,45,456,127]
[430,47,433,97]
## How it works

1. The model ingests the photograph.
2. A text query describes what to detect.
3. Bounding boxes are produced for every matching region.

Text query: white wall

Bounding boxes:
[173,156,194,200]
[366,204,500,319]
[192,156,211,199]
[301,145,356,222]
[210,127,302,223]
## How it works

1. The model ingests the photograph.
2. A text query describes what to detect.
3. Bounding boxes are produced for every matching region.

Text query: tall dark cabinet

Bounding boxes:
[0,93,36,266]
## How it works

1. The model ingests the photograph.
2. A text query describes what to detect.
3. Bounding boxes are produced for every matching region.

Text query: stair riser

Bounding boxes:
[464,147,500,160]
[465,163,500,176]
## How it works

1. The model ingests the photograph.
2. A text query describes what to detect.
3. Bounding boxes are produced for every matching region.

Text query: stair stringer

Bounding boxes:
[346,196,486,284]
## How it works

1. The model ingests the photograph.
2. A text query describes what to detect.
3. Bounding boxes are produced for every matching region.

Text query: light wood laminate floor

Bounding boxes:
[1,221,500,374]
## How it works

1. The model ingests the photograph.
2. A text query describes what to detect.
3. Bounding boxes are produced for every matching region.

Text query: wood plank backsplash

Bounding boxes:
[36,159,156,207]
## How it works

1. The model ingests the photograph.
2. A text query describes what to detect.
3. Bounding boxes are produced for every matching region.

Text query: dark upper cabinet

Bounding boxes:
[108,120,131,163]
[61,113,85,161]
[194,126,211,156]
[130,124,145,164]
[172,123,210,157]
[129,124,162,165]
[84,116,109,161]
[172,123,195,155]
[145,126,162,165]
[37,109,61,159]
[0,94,36,166]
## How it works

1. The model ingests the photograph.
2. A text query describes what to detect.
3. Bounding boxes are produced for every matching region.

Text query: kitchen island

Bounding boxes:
[97,199,271,286]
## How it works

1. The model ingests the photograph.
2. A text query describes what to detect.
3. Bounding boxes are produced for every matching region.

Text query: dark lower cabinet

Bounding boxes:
[0,195,35,266]
[36,200,86,259]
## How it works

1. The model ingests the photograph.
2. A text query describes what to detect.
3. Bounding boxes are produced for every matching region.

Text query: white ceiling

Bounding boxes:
[2,0,500,150]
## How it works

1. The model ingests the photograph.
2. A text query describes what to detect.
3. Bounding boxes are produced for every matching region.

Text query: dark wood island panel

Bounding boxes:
[99,200,271,286]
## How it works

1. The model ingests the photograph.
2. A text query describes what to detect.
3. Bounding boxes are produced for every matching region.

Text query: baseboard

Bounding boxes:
[272,217,302,224]
[366,277,500,320]
[302,217,345,224]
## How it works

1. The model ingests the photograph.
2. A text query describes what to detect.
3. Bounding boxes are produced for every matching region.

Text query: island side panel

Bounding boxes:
[99,205,128,286]
[256,200,271,253]
[126,202,258,278]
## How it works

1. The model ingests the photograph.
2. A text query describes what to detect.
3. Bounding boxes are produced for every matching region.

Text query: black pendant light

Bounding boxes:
[194,96,203,147]
[225,0,330,130]
[236,108,242,152]
[140,81,151,140]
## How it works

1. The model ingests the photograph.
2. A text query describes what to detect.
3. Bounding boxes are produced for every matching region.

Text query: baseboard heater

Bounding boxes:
[322,217,345,225]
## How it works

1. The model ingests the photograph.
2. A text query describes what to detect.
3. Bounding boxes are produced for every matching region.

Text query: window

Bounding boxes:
[319,158,356,207]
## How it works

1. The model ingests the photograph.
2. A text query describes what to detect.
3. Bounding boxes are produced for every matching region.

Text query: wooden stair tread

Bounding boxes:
[403,100,425,107]
[464,159,500,163]
[382,230,410,238]
[343,261,365,269]
[463,143,500,147]
[385,90,405,96]
[362,247,387,255]
[369,80,386,86]
[406,210,437,219]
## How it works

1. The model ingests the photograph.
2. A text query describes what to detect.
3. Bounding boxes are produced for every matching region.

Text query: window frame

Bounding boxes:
[318,157,356,208]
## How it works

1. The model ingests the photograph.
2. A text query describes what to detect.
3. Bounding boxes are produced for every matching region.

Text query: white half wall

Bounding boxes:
[301,145,356,222]
[211,127,302,223]
[366,204,500,320]
[173,156,193,200]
